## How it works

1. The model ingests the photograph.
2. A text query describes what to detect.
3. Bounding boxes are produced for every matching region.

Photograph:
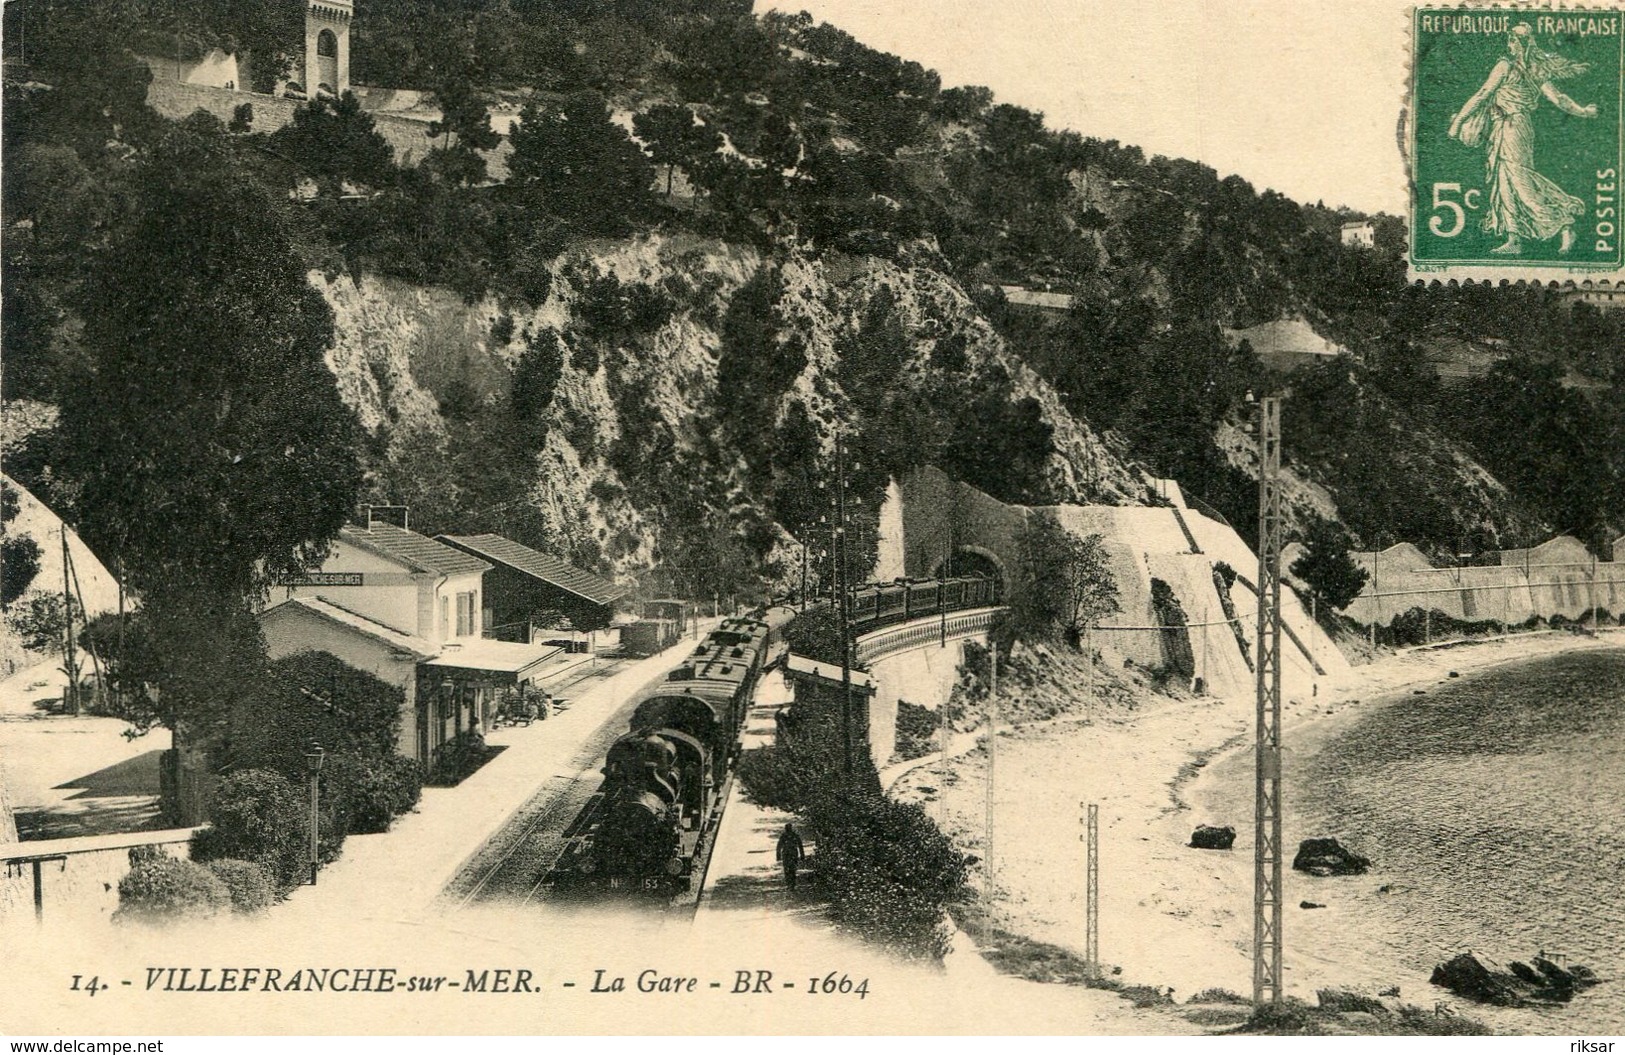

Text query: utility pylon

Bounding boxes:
[835,431,854,774]
[1085,802,1100,977]
[1252,396,1286,1006]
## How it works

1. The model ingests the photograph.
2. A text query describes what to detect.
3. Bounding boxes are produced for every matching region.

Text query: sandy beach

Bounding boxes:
[893,628,1625,1022]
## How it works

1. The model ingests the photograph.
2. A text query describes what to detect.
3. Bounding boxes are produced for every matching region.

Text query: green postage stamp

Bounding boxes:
[1409,7,1625,282]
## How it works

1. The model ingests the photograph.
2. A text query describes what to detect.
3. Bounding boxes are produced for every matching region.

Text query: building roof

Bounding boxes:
[784,653,877,693]
[998,285,1075,311]
[437,533,627,607]
[1341,220,1374,230]
[421,639,568,685]
[260,596,438,659]
[340,522,491,577]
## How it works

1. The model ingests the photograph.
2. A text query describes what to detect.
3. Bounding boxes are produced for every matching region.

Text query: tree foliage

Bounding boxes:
[269,91,395,192]
[509,90,654,228]
[1010,511,1120,647]
[60,118,362,601]
[0,482,42,609]
[632,102,720,196]
[49,117,362,741]
[1290,517,1371,612]
[425,73,499,186]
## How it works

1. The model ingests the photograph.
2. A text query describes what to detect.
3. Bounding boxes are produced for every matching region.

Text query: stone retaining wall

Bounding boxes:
[145,80,512,179]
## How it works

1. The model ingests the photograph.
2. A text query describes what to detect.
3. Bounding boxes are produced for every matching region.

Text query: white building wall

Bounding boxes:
[434,571,485,641]
[272,538,425,638]
[260,606,421,759]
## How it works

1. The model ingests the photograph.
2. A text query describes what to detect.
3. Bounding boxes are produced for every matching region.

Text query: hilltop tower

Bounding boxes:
[304,0,352,97]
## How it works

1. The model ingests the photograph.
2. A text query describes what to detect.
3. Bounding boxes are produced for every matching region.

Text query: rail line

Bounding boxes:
[442,660,639,908]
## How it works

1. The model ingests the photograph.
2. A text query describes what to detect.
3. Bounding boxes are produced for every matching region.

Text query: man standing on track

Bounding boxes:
[776,822,805,892]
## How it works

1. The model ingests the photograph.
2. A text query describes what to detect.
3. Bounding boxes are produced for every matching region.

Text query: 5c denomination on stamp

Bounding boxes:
[1409,7,1625,282]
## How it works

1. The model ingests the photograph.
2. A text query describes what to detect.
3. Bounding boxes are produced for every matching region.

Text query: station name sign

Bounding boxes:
[280,572,365,586]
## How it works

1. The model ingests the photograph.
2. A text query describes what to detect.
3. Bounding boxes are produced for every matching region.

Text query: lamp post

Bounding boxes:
[303,741,326,886]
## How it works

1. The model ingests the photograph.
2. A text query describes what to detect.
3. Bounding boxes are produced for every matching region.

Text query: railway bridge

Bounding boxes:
[855,606,1003,769]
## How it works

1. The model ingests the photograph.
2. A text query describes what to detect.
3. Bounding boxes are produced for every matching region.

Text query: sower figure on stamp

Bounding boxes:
[776,822,805,892]
[1449,22,1598,255]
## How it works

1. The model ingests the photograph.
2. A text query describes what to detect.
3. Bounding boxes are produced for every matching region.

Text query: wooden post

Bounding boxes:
[60,528,79,715]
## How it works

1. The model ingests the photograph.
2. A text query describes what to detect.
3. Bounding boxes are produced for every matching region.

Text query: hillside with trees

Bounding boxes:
[4,0,1623,624]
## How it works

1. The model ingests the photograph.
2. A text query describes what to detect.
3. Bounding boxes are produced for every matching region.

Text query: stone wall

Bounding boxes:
[1344,537,1625,627]
[145,80,513,180]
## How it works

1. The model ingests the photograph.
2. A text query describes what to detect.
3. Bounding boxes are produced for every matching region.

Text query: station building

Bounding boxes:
[258,507,610,767]
[437,533,627,639]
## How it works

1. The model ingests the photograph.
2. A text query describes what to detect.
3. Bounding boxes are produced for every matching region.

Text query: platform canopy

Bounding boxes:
[420,639,565,684]
[784,653,877,695]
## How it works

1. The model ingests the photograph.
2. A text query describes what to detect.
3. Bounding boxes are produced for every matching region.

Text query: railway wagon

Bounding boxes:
[621,599,694,656]
[847,574,1000,631]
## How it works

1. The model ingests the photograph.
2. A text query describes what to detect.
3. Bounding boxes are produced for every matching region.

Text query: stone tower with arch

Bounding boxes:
[304,0,353,98]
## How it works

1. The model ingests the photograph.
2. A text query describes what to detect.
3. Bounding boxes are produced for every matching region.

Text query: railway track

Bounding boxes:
[443,683,743,916]
[441,660,643,908]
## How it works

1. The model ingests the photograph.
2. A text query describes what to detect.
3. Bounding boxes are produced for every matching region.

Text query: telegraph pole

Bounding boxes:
[835,431,854,775]
[1085,802,1100,978]
[1253,395,1286,1007]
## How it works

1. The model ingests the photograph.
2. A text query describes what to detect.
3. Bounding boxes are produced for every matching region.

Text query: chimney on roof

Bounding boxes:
[362,504,410,530]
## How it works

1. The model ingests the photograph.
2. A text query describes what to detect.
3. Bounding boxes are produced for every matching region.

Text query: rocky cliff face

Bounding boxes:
[313,233,1143,583]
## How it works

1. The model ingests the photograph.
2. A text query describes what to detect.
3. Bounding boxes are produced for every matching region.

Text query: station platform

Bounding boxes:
[278,623,718,926]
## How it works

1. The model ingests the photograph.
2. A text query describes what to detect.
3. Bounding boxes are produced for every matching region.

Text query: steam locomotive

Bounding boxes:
[553,574,1001,893]
[552,605,796,890]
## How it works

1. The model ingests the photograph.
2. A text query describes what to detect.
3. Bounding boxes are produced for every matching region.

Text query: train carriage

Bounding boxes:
[551,574,1001,895]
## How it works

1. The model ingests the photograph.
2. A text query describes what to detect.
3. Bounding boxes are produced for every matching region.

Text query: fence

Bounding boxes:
[1,827,201,928]
[854,607,1003,665]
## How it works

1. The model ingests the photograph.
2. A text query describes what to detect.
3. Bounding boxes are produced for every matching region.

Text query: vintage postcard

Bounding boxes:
[2,0,1623,1044]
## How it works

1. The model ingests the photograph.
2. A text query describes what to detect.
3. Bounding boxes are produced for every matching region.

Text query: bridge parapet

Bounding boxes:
[855,607,1003,665]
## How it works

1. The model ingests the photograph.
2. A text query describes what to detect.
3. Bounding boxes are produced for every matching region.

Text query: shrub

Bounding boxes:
[327,752,423,834]
[427,730,493,787]
[821,864,951,960]
[127,843,169,868]
[490,312,516,347]
[191,769,309,890]
[205,858,276,914]
[115,857,230,923]
[1316,989,1387,1014]
[735,687,968,961]
[238,651,407,770]
[737,745,819,812]
[894,700,940,761]
[1120,985,1176,1008]
[1241,999,1326,1035]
